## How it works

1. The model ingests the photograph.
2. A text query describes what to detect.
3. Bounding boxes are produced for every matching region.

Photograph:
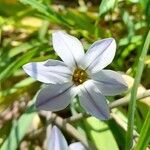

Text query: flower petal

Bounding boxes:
[69,142,86,150]
[92,70,128,96]
[23,59,72,84]
[52,31,84,68]
[80,38,116,73]
[48,126,68,150]
[78,81,110,120]
[36,83,76,111]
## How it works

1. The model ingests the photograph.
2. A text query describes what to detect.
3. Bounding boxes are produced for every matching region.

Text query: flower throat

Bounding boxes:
[72,68,88,85]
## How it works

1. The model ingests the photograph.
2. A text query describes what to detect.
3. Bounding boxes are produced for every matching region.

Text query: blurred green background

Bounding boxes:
[0,0,150,150]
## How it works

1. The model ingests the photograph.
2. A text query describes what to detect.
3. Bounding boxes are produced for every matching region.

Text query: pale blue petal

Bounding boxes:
[36,83,77,111]
[79,81,110,120]
[69,142,86,150]
[92,70,128,96]
[23,59,72,84]
[80,38,116,73]
[48,126,68,150]
[52,31,84,68]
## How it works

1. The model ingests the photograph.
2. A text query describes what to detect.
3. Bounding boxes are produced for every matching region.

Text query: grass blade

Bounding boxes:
[0,48,38,82]
[135,108,150,150]
[99,0,117,16]
[19,0,67,25]
[125,30,150,150]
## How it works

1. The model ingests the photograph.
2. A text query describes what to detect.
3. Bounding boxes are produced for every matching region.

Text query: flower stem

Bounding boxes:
[125,30,150,150]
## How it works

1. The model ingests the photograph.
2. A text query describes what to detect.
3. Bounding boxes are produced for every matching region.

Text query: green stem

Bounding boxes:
[125,30,150,150]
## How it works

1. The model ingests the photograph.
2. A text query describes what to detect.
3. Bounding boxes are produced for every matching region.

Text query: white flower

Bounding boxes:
[23,31,127,120]
[48,126,86,150]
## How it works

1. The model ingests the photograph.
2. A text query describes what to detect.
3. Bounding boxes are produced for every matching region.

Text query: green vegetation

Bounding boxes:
[0,0,150,149]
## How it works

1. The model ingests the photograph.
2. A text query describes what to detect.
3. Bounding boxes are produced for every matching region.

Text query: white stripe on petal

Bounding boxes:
[52,31,84,68]
[92,70,128,96]
[78,81,110,120]
[80,38,116,73]
[23,59,72,84]
[48,126,68,150]
[36,83,76,111]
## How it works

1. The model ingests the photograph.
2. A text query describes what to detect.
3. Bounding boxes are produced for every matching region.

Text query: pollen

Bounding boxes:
[72,68,88,85]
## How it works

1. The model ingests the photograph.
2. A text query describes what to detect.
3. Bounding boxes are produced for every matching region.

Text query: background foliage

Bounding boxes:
[0,0,150,149]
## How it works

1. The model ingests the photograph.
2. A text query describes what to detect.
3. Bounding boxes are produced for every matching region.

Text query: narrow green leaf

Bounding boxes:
[7,42,40,58]
[0,48,38,82]
[20,0,51,16]
[65,10,95,34]
[19,0,64,24]
[38,20,49,41]
[127,0,139,3]
[0,78,35,97]
[140,0,150,19]
[99,0,117,16]
[126,30,150,150]
[0,41,40,70]
[135,108,150,150]
[122,11,135,39]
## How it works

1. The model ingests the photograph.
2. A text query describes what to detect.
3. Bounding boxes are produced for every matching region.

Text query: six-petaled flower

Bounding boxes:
[23,31,127,120]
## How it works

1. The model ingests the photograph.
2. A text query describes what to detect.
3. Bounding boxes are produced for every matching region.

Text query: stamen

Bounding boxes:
[72,68,88,85]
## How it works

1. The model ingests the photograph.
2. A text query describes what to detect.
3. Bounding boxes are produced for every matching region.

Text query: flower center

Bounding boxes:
[72,68,88,85]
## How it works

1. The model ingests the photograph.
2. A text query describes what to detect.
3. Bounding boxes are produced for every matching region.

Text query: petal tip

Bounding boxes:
[22,63,27,71]
[22,63,31,75]
[52,30,64,37]
[35,99,42,110]
[98,108,110,121]
[52,125,58,131]
[105,37,116,44]
[107,38,117,49]
[93,110,110,121]
[121,79,128,92]
[101,112,110,121]
[35,91,45,110]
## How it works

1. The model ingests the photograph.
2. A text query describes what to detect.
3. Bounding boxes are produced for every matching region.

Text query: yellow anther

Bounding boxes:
[80,72,84,76]
[74,73,79,77]
[79,79,83,83]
